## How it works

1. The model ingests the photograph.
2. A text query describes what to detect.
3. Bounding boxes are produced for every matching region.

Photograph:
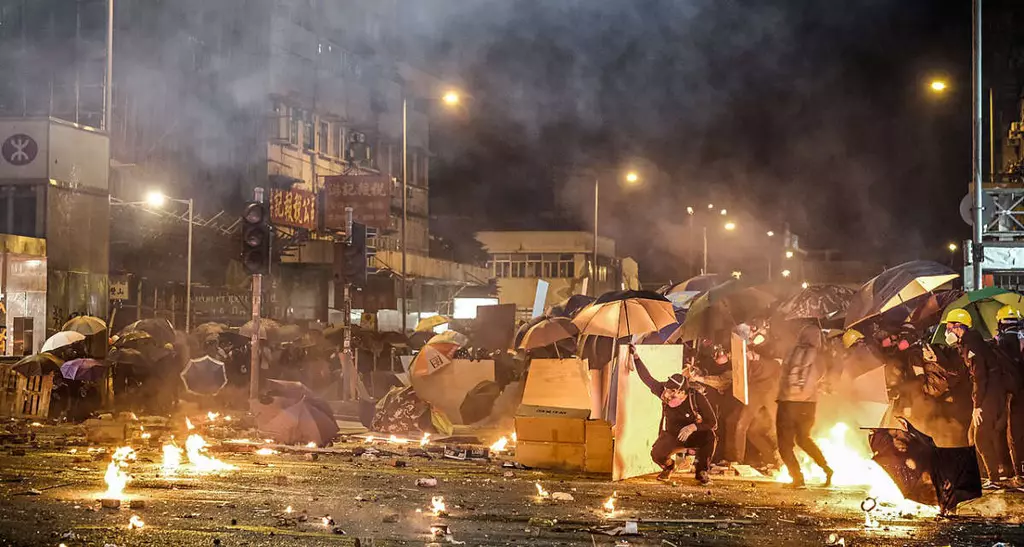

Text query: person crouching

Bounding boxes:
[628,344,718,484]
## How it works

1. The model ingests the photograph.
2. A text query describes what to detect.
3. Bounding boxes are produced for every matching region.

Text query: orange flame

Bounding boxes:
[161,443,183,475]
[207,412,219,421]
[603,492,617,515]
[489,436,509,453]
[128,515,145,529]
[102,446,136,500]
[185,434,236,472]
[185,417,194,430]
[431,496,446,516]
[535,482,549,498]
[420,433,431,447]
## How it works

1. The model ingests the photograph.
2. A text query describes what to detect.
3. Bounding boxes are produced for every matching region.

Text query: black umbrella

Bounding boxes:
[13,353,63,377]
[868,418,981,515]
[107,347,148,367]
[459,380,502,424]
[777,284,857,321]
[120,318,176,347]
[845,261,959,330]
[180,355,228,396]
[258,396,338,446]
[548,294,596,318]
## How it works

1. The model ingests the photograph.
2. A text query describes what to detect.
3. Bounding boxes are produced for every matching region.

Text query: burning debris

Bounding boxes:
[603,492,617,516]
[305,441,317,448]
[420,433,431,447]
[534,483,550,499]
[185,418,194,430]
[255,448,279,456]
[127,515,145,530]
[206,412,219,422]
[489,436,509,453]
[161,443,183,475]
[184,434,236,472]
[389,435,410,444]
[430,496,447,517]
[101,446,136,502]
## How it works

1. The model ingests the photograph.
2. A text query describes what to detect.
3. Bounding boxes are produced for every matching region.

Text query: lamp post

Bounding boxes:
[593,171,640,296]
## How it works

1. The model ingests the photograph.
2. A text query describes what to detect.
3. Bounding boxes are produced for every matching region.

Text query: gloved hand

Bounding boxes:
[972,407,984,427]
[677,424,698,442]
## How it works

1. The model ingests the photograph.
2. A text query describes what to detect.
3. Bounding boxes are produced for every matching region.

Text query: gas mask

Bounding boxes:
[666,397,685,408]
[944,330,960,346]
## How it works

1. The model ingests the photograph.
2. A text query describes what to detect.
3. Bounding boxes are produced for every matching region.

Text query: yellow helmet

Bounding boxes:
[842,329,865,348]
[946,308,973,328]
[996,305,1021,323]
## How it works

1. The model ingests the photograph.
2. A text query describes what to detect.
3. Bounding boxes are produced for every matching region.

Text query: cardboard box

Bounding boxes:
[517,358,592,419]
[516,440,586,471]
[515,416,586,444]
[584,447,613,474]
[584,419,614,474]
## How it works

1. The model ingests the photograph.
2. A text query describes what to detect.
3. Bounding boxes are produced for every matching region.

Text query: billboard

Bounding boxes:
[323,175,392,230]
[269,188,316,230]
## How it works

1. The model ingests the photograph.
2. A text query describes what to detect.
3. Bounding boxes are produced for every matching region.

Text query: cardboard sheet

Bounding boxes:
[518,358,592,419]
[731,333,748,405]
[410,359,494,425]
[613,345,684,481]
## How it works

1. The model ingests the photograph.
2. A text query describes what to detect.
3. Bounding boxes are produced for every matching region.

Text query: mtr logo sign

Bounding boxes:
[1,134,38,166]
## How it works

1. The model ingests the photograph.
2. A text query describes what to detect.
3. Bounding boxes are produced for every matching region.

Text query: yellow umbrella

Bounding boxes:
[415,315,451,333]
[572,291,676,338]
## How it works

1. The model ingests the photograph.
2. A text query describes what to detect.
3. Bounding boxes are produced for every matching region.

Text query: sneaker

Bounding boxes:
[656,467,674,482]
[982,479,1001,490]
[823,467,834,488]
[696,471,711,485]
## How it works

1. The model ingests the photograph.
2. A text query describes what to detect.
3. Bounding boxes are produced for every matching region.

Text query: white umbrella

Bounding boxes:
[41,331,86,353]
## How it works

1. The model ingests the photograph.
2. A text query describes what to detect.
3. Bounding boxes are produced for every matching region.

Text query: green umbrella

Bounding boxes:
[931,287,1024,345]
[676,280,776,342]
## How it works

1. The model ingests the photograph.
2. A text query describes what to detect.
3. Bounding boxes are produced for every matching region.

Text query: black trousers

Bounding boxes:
[1010,391,1024,477]
[776,401,829,482]
[651,429,717,474]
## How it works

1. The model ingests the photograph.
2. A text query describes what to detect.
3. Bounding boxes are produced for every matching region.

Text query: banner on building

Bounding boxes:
[323,175,392,230]
[269,188,316,230]
[109,278,130,301]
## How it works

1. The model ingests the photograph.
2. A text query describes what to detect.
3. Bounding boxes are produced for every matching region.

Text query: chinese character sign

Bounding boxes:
[269,188,317,230]
[323,175,392,230]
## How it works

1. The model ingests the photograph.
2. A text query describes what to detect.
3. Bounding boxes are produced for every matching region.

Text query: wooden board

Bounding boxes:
[516,441,586,471]
[731,333,749,405]
[515,416,586,443]
[518,358,591,419]
[410,359,494,425]
[585,419,614,474]
[613,345,684,481]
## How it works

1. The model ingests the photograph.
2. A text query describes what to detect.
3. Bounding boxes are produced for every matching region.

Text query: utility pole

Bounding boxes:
[971,0,984,289]
[592,178,599,296]
[248,187,264,401]
[104,0,113,132]
[342,206,355,401]
[401,99,408,332]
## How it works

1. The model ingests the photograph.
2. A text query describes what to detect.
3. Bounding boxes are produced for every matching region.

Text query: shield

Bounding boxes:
[180,355,228,396]
[931,287,1024,345]
[60,358,108,382]
[258,396,338,446]
[41,331,86,353]
[61,316,107,336]
[777,284,857,321]
[415,315,451,333]
[13,353,63,377]
[845,261,959,329]
[572,290,676,338]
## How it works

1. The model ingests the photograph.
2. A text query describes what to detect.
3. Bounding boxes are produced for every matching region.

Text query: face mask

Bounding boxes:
[897,340,910,351]
[666,397,685,408]
[945,330,959,346]
[752,334,766,346]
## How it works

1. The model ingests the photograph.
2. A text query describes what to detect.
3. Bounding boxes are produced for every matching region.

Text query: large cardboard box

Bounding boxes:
[515,416,586,444]
[516,441,586,471]
[584,419,614,474]
[517,358,591,419]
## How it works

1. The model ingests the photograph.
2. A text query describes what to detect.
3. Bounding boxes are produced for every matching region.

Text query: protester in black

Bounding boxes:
[629,344,717,484]
[994,306,1024,484]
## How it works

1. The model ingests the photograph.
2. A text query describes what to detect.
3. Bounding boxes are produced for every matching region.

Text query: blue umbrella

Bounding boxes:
[60,358,108,382]
[180,355,228,396]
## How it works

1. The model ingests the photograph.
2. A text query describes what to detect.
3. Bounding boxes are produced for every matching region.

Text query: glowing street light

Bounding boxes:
[707,203,714,209]
[719,209,727,216]
[948,242,958,253]
[731,271,742,279]
[801,281,810,289]
[442,90,461,106]
[625,171,639,184]
[766,230,775,237]
[686,206,694,215]
[785,250,794,259]
[724,221,736,231]
[929,80,948,93]
[146,191,167,208]
[781,269,792,278]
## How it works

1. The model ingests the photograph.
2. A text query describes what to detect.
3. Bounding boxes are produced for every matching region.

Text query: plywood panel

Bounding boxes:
[518,358,591,419]
[731,333,748,405]
[613,345,684,481]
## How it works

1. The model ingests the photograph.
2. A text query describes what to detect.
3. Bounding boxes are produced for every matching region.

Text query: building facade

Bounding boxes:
[475,231,639,319]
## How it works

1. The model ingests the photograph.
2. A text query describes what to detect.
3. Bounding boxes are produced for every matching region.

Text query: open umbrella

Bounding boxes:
[240,318,280,340]
[415,315,450,333]
[13,353,63,377]
[121,318,176,346]
[572,290,676,338]
[60,358,107,382]
[410,342,461,376]
[180,355,228,396]
[547,294,596,318]
[62,316,107,336]
[112,330,153,348]
[777,284,857,321]
[259,396,338,446]
[106,347,147,367]
[519,317,578,350]
[676,282,776,342]
[660,274,727,310]
[270,324,304,344]
[931,287,1024,344]
[192,322,229,339]
[844,260,959,329]
[459,380,501,424]
[41,331,86,353]
[427,330,470,347]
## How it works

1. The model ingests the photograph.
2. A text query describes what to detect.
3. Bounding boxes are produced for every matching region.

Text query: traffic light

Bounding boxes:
[241,201,270,274]
[341,222,367,288]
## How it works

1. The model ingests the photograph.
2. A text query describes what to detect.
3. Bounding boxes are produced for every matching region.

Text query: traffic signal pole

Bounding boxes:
[342,206,355,401]
[248,187,264,402]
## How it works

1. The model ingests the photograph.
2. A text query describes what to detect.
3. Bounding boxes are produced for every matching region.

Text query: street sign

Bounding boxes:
[269,188,316,230]
[109,279,129,301]
[1,134,38,166]
[323,175,392,230]
[959,192,995,227]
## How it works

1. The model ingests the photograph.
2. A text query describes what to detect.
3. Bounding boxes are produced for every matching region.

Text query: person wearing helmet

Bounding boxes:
[730,322,783,467]
[628,344,717,485]
[842,329,865,349]
[994,305,1024,484]
[946,308,1014,484]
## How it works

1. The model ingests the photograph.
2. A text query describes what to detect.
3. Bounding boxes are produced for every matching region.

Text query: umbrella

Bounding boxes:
[240,318,281,340]
[112,330,153,348]
[676,282,777,342]
[547,295,596,318]
[259,396,338,446]
[410,342,461,376]
[13,352,63,377]
[192,322,229,338]
[460,380,502,424]
[868,418,981,514]
[415,315,451,333]
[41,331,86,353]
[906,289,964,327]
[270,324,304,344]
[61,316,107,336]
[776,284,857,321]
[120,318,176,346]
[579,334,615,369]
[106,347,147,367]
[60,358,107,382]
[519,317,578,350]
[572,290,676,338]
[180,355,229,396]
[931,287,1024,344]
[661,274,727,309]
[515,316,548,347]
[844,260,959,329]
[427,330,470,347]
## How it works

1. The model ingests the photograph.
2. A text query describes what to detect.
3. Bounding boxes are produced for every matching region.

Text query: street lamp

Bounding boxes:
[112,190,194,331]
[686,206,694,215]
[929,80,948,93]
[593,170,641,295]
[948,242,958,253]
[720,209,727,216]
[781,269,792,278]
[785,250,794,259]
[766,230,775,237]
[724,221,736,231]
[625,171,639,184]
[442,91,460,106]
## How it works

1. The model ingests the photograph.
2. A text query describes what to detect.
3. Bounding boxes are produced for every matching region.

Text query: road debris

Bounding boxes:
[416,478,438,488]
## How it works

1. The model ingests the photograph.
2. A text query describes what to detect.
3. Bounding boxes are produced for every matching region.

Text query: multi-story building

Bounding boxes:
[475,231,640,319]
[0,0,485,330]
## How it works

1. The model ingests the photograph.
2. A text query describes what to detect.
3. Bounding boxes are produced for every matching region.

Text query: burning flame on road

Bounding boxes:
[774,423,938,518]
[285,505,293,514]
[185,434,236,472]
[388,435,410,444]
[489,436,509,453]
[185,417,194,430]
[161,443,183,475]
[603,492,617,516]
[306,441,317,448]
[420,433,431,447]
[535,482,550,498]
[102,446,136,499]
[207,412,220,421]
[430,496,446,516]
[255,448,279,456]
[128,515,145,529]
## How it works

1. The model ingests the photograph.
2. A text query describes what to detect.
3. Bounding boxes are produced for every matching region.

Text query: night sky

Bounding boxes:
[417,0,1024,280]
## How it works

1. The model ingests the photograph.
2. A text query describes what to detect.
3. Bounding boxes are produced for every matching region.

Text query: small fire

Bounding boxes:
[102,446,137,499]
[185,434,236,472]
[306,442,317,448]
[207,412,219,421]
[388,435,409,444]
[140,432,152,440]
[285,505,293,514]
[128,515,145,529]
[511,432,517,443]
[603,492,617,515]
[29,422,42,427]
[535,482,550,498]
[225,438,252,444]
[420,433,431,447]
[430,496,446,516]
[185,417,194,430]
[322,516,333,526]
[366,435,375,443]
[161,443,183,474]
[224,415,233,422]
[489,436,509,453]
[255,448,278,456]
